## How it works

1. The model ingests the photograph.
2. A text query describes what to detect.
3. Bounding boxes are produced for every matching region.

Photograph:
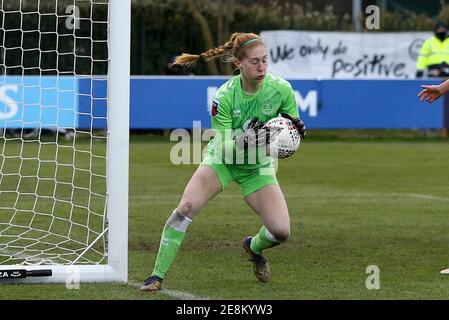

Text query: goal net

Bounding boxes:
[0,0,130,283]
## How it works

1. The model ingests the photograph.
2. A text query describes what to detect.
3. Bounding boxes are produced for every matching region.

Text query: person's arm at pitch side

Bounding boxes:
[418,78,449,103]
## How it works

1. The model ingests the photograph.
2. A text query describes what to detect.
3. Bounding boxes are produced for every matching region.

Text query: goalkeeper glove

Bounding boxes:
[236,118,281,150]
[280,113,307,139]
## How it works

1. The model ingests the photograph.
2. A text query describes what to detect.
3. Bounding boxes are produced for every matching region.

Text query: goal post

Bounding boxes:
[0,0,130,283]
[105,0,130,284]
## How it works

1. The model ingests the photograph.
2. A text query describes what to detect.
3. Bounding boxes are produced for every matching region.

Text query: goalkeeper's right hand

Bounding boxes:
[236,118,281,150]
[280,113,307,139]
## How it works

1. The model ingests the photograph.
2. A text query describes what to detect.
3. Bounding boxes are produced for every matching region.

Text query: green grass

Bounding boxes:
[0,136,106,265]
[1,136,449,299]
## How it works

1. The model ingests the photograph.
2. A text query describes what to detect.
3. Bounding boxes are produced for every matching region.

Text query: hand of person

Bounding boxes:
[280,113,307,139]
[236,118,281,150]
[418,85,444,103]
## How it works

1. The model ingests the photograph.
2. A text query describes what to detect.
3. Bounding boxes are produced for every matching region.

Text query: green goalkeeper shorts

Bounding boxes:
[201,152,279,198]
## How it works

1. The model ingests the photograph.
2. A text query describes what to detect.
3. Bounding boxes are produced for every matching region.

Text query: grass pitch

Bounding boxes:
[1,135,449,299]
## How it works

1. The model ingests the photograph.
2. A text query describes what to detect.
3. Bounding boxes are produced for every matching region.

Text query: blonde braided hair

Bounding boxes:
[174,32,263,67]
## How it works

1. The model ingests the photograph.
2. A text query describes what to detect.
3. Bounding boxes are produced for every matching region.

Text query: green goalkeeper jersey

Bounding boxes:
[206,72,300,168]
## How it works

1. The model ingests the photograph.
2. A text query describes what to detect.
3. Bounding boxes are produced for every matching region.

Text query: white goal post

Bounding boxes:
[0,0,130,283]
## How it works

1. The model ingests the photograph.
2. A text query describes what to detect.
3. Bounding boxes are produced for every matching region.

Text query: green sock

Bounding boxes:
[250,226,281,255]
[151,211,191,279]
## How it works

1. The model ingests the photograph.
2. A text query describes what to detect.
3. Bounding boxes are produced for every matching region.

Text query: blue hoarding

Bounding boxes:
[130,77,444,129]
[0,76,77,129]
[314,80,442,129]
[77,77,107,129]
[0,76,445,130]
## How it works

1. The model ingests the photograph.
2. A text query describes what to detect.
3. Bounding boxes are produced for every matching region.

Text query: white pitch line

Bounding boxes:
[399,193,449,202]
[128,280,210,300]
[161,288,210,300]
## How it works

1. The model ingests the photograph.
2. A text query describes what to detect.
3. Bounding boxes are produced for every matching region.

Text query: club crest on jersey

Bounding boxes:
[262,99,275,115]
[232,108,241,117]
[211,100,219,117]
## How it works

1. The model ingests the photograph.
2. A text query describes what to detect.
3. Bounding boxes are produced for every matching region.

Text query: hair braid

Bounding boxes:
[173,32,263,68]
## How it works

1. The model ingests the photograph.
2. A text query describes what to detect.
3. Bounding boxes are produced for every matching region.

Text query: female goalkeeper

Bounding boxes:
[140,32,307,292]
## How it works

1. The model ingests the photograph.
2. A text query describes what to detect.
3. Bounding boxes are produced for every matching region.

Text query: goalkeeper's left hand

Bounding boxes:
[280,113,307,139]
[236,117,281,150]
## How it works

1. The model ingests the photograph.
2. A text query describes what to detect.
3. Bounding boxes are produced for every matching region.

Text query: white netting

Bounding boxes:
[0,0,109,265]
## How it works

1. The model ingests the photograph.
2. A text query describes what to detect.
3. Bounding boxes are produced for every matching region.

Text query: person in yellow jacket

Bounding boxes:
[416,22,449,78]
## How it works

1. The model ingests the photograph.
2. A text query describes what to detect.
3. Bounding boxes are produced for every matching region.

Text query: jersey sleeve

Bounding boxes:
[210,93,237,162]
[278,81,300,119]
[211,96,231,132]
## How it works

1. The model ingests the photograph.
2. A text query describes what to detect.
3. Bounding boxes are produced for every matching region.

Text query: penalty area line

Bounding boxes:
[128,280,210,300]
[397,193,449,202]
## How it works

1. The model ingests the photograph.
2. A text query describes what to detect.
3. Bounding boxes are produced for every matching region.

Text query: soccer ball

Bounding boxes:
[265,116,301,159]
